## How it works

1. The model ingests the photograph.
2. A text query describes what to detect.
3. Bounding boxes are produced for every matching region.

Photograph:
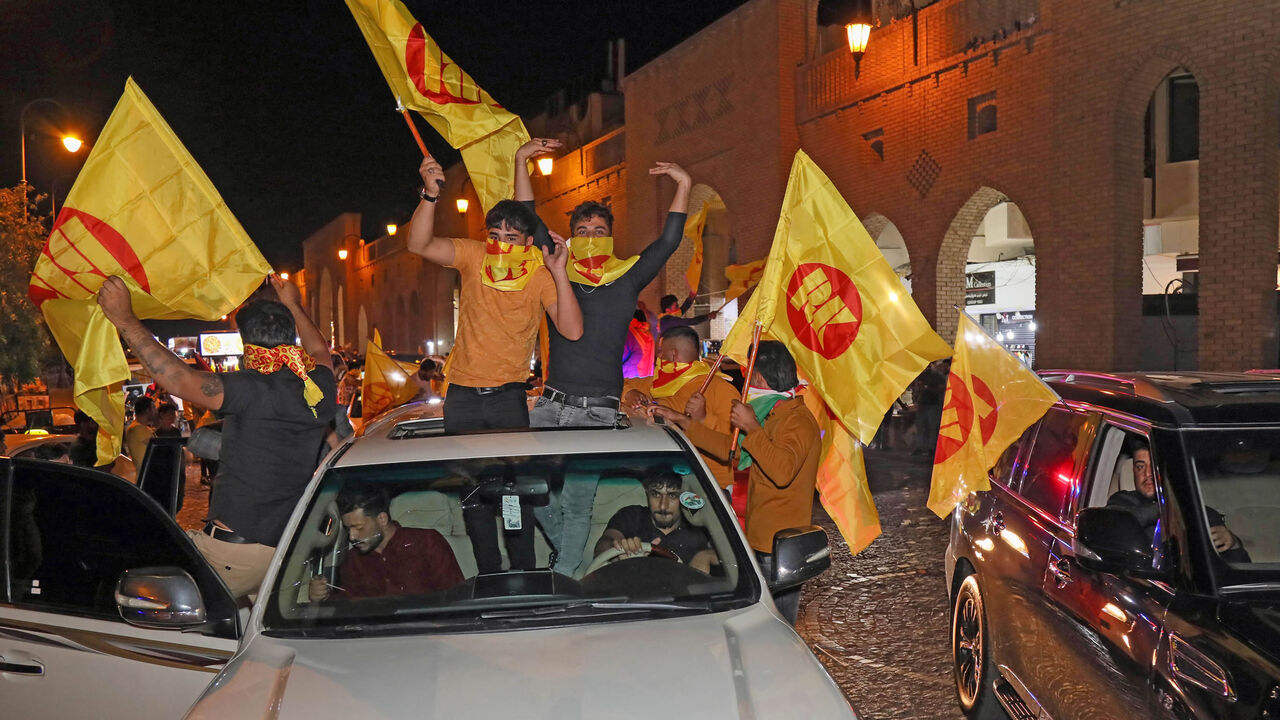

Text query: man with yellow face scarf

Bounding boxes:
[514,137,693,576]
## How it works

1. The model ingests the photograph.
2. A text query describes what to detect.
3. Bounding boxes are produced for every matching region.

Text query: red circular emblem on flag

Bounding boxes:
[784,263,862,360]
[933,376,975,464]
[972,375,998,445]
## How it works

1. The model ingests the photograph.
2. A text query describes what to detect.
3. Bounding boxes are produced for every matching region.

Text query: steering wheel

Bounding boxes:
[582,541,681,576]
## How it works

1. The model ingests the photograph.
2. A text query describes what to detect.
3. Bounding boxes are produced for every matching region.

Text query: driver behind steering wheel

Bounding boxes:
[592,470,718,573]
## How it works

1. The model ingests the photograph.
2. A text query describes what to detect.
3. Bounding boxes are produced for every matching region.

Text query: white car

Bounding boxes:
[1,403,855,719]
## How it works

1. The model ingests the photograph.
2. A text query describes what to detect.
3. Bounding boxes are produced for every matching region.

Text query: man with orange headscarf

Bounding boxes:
[98,275,335,600]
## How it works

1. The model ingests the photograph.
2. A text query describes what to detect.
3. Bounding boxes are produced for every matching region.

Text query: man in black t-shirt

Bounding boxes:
[99,274,335,600]
[592,471,717,574]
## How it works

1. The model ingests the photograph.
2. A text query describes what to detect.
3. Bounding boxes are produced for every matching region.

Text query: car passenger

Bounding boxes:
[1107,438,1250,562]
[309,485,463,601]
[592,470,717,574]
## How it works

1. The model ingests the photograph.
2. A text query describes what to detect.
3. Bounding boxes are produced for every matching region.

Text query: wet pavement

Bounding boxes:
[796,448,964,720]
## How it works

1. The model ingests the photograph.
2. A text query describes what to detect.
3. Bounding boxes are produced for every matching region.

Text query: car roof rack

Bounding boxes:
[1037,370,1137,396]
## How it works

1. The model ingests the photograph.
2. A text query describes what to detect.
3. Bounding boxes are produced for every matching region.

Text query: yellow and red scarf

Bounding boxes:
[568,236,638,287]
[652,359,726,399]
[243,344,326,417]
[482,239,544,291]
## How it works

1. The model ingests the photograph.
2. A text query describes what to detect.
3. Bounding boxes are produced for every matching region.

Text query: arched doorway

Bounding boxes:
[336,285,345,348]
[862,212,911,294]
[671,184,734,340]
[318,267,334,347]
[1138,70,1200,369]
[938,188,1037,364]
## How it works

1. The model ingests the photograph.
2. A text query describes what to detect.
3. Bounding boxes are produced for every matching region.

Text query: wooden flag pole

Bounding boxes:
[727,322,764,468]
[695,354,726,396]
[398,105,430,158]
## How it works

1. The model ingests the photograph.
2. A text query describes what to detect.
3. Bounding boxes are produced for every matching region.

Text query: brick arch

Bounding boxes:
[935,186,1010,343]
[862,211,911,279]
[664,183,732,309]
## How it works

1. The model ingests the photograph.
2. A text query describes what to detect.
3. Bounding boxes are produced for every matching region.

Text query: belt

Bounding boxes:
[203,521,252,545]
[542,387,620,409]
[456,381,528,396]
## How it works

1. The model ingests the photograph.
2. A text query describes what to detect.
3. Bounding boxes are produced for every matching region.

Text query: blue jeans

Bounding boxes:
[529,396,617,574]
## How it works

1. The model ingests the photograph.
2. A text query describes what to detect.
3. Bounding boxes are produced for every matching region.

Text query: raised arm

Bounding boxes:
[627,163,694,287]
[98,276,226,411]
[514,137,561,202]
[542,230,584,340]
[406,155,455,266]
[271,275,332,372]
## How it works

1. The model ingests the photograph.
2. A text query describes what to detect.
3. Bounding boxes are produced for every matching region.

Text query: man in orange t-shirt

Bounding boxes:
[406,155,583,434]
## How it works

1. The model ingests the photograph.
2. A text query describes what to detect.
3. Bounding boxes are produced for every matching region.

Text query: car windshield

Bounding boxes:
[1183,428,1280,583]
[262,451,757,635]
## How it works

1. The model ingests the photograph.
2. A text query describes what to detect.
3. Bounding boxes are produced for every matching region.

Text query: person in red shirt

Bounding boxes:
[310,486,463,601]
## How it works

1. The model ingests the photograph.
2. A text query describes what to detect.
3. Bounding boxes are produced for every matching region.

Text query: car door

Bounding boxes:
[0,458,240,720]
[993,406,1097,715]
[1037,422,1166,720]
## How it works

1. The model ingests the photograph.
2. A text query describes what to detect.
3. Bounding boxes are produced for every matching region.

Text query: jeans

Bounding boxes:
[534,473,599,575]
[529,396,617,574]
[444,384,529,433]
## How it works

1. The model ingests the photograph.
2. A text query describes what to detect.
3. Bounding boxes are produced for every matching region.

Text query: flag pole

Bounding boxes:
[728,321,764,467]
[695,354,726,396]
[396,99,430,158]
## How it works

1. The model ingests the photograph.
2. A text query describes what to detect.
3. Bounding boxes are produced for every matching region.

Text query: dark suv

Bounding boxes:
[945,371,1280,720]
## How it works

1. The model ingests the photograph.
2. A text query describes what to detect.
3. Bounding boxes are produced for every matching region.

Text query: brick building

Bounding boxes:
[303,0,1280,370]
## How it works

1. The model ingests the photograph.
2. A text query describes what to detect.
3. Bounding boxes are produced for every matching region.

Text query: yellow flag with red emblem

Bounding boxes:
[722,149,951,445]
[803,389,881,555]
[723,259,766,303]
[345,0,530,211]
[682,196,722,295]
[927,312,1059,517]
[27,78,272,466]
[361,330,421,420]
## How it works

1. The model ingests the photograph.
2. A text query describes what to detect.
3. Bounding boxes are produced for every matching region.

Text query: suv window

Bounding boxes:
[7,462,203,619]
[1017,408,1093,519]
[991,425,1036,486]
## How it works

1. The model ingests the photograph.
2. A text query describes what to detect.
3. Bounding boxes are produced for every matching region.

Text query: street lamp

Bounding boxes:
[456,198,469,213]
[338,248,349,260]
[845,0,873,78]
[20,98,82,220]
[537,156,554,176]
[386,224,397,236]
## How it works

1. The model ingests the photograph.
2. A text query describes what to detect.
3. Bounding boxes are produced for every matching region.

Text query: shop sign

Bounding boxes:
[965,271,996,306]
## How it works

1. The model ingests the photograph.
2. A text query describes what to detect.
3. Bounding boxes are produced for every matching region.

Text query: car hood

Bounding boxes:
[1219,596,1280,667]
[185,604,854,719]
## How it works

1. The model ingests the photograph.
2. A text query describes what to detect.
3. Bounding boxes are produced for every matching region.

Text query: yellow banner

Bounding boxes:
[723,149,951,445]
[28,78,271,465]
[361,330,420,420]
[723,259,766,303]
[345,0,530,211]
[927,312,1059,517]
[803,390,881,555]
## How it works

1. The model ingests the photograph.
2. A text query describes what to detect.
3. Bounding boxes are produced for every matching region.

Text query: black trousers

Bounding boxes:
[444,384,529,433]
[463,501,536,574]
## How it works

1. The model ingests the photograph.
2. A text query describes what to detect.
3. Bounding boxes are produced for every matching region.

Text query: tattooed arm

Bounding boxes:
[97,277,225,410]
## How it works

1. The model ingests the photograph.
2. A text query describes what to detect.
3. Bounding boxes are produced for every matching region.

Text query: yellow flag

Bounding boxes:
[361,330,421,420]
[723,149,951,444]
[682,196,719,294]
[28,78,271,465]
[804,389,881,555]
[927,312,1059,517]
[345,0,530,211]
[723,259,767,303]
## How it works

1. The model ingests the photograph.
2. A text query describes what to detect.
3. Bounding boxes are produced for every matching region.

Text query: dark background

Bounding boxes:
[1,0,751,270]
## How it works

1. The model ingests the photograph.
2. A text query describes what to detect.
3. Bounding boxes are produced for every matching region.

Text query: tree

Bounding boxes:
[0,184,52,392]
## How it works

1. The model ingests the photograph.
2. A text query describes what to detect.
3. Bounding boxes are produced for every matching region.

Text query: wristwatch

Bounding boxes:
[418,185,438,203]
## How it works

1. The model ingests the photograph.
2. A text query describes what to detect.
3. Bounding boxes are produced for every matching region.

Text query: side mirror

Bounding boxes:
[1074,507,1160,577]
[768,525,831,591]
[115,566,208,628]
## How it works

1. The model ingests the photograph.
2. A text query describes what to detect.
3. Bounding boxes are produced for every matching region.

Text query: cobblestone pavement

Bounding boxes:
[796,448,964,720]
[177,461,211,532]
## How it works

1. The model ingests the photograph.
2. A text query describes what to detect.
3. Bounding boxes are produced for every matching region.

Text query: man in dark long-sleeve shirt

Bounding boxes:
[658,293,718,336]
[513,137,693,574]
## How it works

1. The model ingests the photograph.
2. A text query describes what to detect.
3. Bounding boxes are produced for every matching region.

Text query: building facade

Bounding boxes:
[304,0,1280,370]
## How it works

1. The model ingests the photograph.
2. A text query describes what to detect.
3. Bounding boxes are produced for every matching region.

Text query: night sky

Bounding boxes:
[2,0,750,270]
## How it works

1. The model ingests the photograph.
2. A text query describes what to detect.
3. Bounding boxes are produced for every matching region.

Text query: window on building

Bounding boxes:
[863,128,885,160]
[1168,75,1199,163]
[967,92,997,140]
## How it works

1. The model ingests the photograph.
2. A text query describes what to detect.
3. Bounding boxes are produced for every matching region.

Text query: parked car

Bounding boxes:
[2,402,853,719]
[0,406,77,435]
[3,432,137,483]
[945,371,1280,720]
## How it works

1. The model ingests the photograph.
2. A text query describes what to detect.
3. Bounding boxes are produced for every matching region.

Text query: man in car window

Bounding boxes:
[1107,439,1250,562]
[592,470,717,573]
[310,485,463,601]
